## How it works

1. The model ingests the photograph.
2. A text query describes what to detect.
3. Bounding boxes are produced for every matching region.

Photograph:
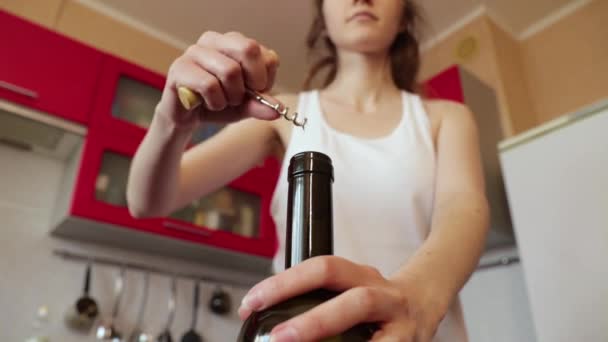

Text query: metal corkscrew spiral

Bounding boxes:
[177,86,307,129]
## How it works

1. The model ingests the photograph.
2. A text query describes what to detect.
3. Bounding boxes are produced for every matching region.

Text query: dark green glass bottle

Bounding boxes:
[237,152,376,341]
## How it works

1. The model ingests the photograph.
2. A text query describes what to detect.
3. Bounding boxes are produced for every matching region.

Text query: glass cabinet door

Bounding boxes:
[111,76,162,130]
[98,56,229,144]
[110,76,226,144]
[170,187,261,238]
[93,148,262,239]
[95,151,130,207]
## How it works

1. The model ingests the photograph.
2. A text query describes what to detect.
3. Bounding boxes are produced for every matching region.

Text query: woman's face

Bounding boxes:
[322,0,405,54]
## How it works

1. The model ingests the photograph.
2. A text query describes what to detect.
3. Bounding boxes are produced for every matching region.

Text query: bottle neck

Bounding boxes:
[285,172,334,269]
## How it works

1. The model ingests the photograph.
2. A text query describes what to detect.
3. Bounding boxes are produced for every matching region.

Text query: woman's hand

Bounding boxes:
[155,31,281,132]
[238,256,447,342]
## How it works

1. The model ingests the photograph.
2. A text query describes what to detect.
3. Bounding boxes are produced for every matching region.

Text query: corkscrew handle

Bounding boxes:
[177,86,203,111]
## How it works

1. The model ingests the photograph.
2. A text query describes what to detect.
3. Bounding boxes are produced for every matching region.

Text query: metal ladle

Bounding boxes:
[96,267,126,342]
[65,261,99,332]
[180,281,202,342]
[208,285,231,316]
[128,272,153,342]
[157,277,177,342]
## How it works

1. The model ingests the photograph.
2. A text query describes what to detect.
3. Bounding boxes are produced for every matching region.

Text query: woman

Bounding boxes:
[127,0,489,340]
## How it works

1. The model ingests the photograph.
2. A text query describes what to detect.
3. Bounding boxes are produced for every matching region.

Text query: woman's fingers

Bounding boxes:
[239,256,383,317]
[185,44,245,106]
[262,48,280,92]
[269,286,395,342]
[198,31,271,92]
[370,320,417,342]
[171,58,227,112]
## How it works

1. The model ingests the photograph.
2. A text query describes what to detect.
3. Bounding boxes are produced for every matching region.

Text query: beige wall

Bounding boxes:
[420,16,517,136]
[421,0,608,133]
[0,0,64,28]
[487,21,538,135]
[420,17,499,89]
[521,0,608,123]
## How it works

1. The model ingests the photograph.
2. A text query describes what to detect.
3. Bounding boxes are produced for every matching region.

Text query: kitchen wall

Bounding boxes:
[520,0,608,123]
[487,21,538,136]
[421,0,608,133]
[419,15,520,136]
[0,143,254,341]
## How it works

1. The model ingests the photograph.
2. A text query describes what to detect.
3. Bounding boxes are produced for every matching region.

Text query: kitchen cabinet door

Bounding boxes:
[90,55,165,140]
[0,10,103,124]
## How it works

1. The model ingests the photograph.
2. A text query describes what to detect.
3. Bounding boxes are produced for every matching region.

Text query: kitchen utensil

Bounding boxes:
[208,286,231,316]
[177,86,307,129]
[96,267,125,341]
[156,277,177,342]
[65,262,99,332]
[128,272,153,342]
[180,281,203,342]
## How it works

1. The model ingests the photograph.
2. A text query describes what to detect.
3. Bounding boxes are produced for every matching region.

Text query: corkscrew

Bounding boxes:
[177,86,307,129]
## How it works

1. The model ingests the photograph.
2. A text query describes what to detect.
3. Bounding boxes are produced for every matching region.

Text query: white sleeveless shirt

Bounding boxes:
[270,90,468,342]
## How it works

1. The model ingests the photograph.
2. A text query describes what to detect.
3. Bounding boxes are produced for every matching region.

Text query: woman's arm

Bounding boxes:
[126,30,283,218]
[391,100,490,315]
[127,114,278,218]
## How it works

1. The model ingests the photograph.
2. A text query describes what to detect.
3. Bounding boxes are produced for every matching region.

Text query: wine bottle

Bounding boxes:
[237,152,375,341]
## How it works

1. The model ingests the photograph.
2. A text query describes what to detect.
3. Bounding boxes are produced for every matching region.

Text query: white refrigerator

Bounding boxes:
[499,99,608,342]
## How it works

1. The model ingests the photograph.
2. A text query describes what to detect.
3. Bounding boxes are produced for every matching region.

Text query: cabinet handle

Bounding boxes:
[0,80,38,99]
[162,220,213,237]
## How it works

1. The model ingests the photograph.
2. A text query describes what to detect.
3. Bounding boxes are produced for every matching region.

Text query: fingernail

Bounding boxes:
[270,326,299,342]
[238,306,251,320]
[240,290,263,311]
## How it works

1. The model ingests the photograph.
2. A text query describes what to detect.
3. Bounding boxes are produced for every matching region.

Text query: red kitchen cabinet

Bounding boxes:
[51,130,280,273]
[90,55,166,141]
[0,10,103,124]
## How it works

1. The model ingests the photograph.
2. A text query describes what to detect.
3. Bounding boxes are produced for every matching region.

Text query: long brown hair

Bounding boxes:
[303,0,423,92]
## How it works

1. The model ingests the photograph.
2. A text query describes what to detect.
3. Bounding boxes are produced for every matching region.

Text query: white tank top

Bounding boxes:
[270,90,468,342]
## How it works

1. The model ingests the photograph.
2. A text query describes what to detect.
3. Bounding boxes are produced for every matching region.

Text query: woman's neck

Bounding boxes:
[323,50,400,110]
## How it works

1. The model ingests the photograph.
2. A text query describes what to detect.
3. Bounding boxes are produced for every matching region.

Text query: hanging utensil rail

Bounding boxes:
[53,249,256,289]
[476,256,520,271]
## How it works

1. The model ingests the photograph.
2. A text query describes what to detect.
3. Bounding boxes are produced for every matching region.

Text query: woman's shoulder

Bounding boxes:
[419,97,475,140]
[421,97,471,117]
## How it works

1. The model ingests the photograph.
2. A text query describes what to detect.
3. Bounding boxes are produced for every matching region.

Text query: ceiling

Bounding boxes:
[78,0,584,90]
